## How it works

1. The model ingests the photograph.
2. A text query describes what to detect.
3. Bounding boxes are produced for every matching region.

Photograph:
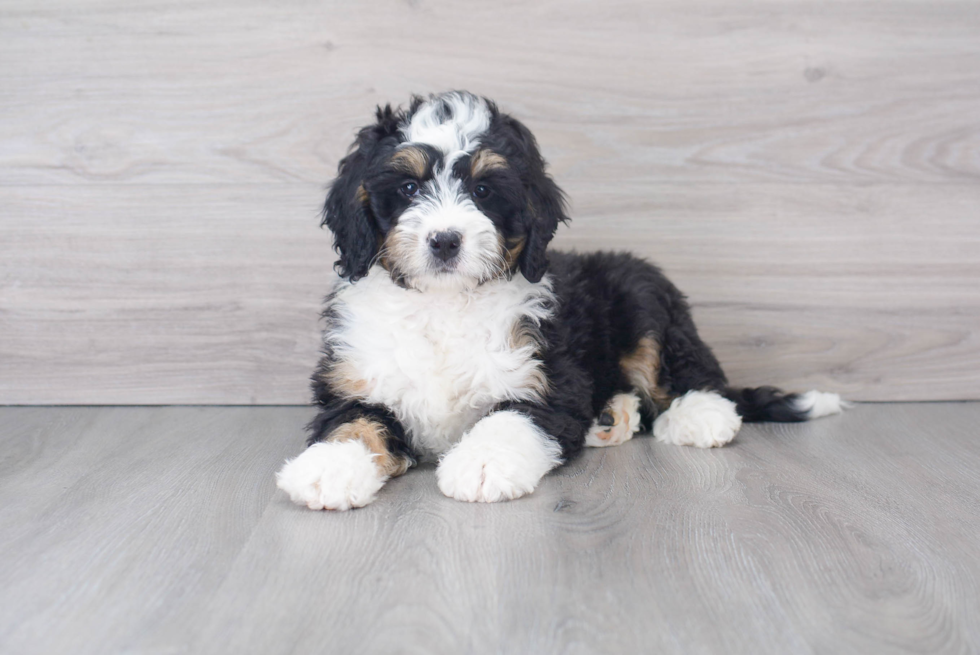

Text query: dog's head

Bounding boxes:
[323,91,568,291]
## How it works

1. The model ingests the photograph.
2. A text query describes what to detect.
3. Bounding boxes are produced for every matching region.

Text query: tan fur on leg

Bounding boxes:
[327,418,411,477]
[586,393,642,447]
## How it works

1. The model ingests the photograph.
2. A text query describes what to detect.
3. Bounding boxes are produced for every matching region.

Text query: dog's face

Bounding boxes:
[323,91,568,291]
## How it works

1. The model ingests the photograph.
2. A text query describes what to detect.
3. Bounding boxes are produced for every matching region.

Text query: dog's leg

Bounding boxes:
[436,409,566,503]
[651,323,741,448]
[276,406,412,511]
[652,391,742,448]
[585,392,642,447]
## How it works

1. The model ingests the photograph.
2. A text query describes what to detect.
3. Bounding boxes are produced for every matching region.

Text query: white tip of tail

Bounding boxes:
[793,390,850,420]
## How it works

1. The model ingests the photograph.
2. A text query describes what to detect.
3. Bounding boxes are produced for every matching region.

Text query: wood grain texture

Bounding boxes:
[1,0,979,402]
[1,404,979,654]
[0,185,329,404]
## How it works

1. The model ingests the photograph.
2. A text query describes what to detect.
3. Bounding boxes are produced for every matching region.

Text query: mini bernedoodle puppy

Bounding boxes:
[276,91,844,511]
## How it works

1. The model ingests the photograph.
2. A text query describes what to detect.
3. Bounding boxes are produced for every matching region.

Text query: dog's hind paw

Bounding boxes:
[586,393,642,447]
[653,390,742,448]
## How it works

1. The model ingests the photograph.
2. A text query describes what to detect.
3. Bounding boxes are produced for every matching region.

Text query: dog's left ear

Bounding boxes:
[501,116,569,283]
[322,105,402,282]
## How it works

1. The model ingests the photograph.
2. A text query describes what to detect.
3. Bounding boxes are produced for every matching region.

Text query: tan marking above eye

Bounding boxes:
[389,148,429,178]
[471,149,508,177]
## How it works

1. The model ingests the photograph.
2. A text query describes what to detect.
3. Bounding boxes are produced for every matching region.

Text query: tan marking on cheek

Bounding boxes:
[390,148,428,178]
[620,335,672,408]
[489,234,524,281]
[355,184,369,206]
[504,236,525,270]
[327,418,411,478]
[471,149,508,177]
[380,227,417,275]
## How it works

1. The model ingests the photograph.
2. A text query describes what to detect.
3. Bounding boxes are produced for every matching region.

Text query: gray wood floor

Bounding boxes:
[1,404,979,654]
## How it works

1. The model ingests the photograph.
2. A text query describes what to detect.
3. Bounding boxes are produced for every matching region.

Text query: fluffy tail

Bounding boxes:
[723,386,846,423]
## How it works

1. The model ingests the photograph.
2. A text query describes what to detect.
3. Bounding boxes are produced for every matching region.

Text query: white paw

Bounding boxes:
[586,393,642,447]
[793,390,847,419]
[436,410,562,503]
[275,440,386,511]
[653,390,742,448]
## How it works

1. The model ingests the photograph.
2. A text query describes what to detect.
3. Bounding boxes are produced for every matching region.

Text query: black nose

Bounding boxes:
[428,230,462,261]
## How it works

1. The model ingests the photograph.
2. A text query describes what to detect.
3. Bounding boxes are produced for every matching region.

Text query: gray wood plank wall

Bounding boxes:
[1,0,978,404]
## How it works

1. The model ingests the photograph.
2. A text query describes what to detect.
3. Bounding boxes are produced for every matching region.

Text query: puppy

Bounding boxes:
[276,91,843,510]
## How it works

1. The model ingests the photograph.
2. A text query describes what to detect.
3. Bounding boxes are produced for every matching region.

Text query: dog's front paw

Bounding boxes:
[275,440,386,511]
[436,411,562,503]
[653,390,742,448]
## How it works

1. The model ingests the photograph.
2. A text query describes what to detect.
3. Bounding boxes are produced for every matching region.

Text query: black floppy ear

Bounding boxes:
[521,167,568,283]
[501,116,569,283]
[322,105,402,281]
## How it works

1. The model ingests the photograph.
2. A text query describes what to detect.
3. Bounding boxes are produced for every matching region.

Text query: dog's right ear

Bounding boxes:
[322,105,403,281]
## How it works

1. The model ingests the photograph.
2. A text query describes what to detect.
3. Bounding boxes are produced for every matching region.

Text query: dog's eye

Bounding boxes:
[472,184,491,199]
[399,181,419,197]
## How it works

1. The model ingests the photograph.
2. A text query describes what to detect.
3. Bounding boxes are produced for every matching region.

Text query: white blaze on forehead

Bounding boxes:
[401,92,491,155]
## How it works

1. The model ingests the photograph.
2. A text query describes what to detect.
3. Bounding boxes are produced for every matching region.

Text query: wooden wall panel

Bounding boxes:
[1,0,978,403]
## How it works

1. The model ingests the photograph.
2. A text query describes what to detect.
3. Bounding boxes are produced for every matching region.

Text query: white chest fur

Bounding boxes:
[324,268,554,460]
